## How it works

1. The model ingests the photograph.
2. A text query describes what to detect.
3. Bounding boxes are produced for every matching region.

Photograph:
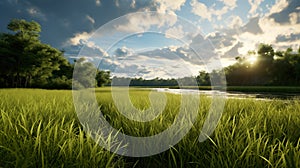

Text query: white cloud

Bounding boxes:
[68,31,93,45]
[248,0,264,17]
[114,46,134,57]
[130,0,136,8]
[204,0,299,63]
[85,41,109,57]
[211,6,229,20]
[168,45,180,52]
[165,25,185,39]
[115,12,177,33]
[95,0,101,6]
[153,0,186,13]
[226,15,243,29]
[111,53,203,79]
[289,12,300,25]
[269,0,289,14]
[219,0,237,9]
[86,15,95,24]
[259,16,300,40]
[190,0,212,21]
[190,0,236,21]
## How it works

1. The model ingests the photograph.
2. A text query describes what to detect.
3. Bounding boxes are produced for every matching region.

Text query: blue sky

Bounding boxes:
[1,0,300,78]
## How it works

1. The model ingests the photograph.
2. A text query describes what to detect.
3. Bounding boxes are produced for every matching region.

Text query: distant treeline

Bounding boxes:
[111,44,300,87]
[1,19,300,89]
[110,76,210,87]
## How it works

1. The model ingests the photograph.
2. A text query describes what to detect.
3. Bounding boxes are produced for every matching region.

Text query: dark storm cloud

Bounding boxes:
[269,0,300,24]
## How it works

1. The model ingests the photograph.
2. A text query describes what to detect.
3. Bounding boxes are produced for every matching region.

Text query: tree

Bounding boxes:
[224,44,300,86]
[96,70,110,87]
[73,58,97,89]
[197,71,210,86]
[0,19,71,88]
[256,44,275,84]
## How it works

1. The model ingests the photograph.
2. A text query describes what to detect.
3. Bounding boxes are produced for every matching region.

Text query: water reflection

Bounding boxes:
[153,88,300,100]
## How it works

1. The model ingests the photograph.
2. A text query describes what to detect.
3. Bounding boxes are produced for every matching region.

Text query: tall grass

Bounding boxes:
[0,88,299,167]
[0,89,124,167]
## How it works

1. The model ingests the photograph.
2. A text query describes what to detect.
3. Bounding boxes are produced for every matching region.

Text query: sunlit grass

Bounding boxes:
[0,88,299,167]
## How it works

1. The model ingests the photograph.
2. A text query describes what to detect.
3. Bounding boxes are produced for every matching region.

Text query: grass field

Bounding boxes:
[0,88,300,167]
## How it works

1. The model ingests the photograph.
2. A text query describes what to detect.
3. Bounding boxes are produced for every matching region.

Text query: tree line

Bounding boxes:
[224,44,300,86]
[111,44,300,87]
[1,19,299,89]
[0,19,110,89]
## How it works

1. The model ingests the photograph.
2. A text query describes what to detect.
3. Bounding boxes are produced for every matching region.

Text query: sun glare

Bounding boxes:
[248,56,257,65]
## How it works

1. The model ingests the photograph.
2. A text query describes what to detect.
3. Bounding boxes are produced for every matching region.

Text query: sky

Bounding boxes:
[1,0,300,79]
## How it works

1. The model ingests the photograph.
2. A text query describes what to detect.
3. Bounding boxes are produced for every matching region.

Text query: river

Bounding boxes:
[153,88,300,100]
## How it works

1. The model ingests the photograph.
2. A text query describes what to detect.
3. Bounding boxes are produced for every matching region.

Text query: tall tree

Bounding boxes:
[96,70,111,87]
[0,19,69,88]
[256,43,275,84]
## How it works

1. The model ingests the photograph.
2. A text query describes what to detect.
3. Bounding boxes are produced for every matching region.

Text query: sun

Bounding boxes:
[248,56,257,65]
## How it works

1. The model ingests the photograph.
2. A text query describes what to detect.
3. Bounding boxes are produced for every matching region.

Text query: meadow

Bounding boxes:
[0,88,299,167]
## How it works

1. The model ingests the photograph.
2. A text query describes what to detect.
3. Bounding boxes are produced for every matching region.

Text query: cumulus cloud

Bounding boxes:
[268,0,300,24]
[109,53,203,79]
[206,32,236,49]
[165,25,185,39]
[248,0,264,17]
[203,0,299,60]
[220,0,237,9]
[68,31,93,46]
[114,46,134,57]
[84,42,109,57]
[114,12,177,33]
[226,15,243,29]
[190,0,237,21]
[269,0,289,14]
[153,0,186,13]
[190,0,212,21]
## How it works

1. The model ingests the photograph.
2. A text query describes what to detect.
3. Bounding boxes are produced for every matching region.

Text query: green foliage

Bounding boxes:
[225,44,300,86]
[0,19,73,88]
[197,70,211,86]
[0,88,299,167]
[96,70,111,87]
[7,19,41,40]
